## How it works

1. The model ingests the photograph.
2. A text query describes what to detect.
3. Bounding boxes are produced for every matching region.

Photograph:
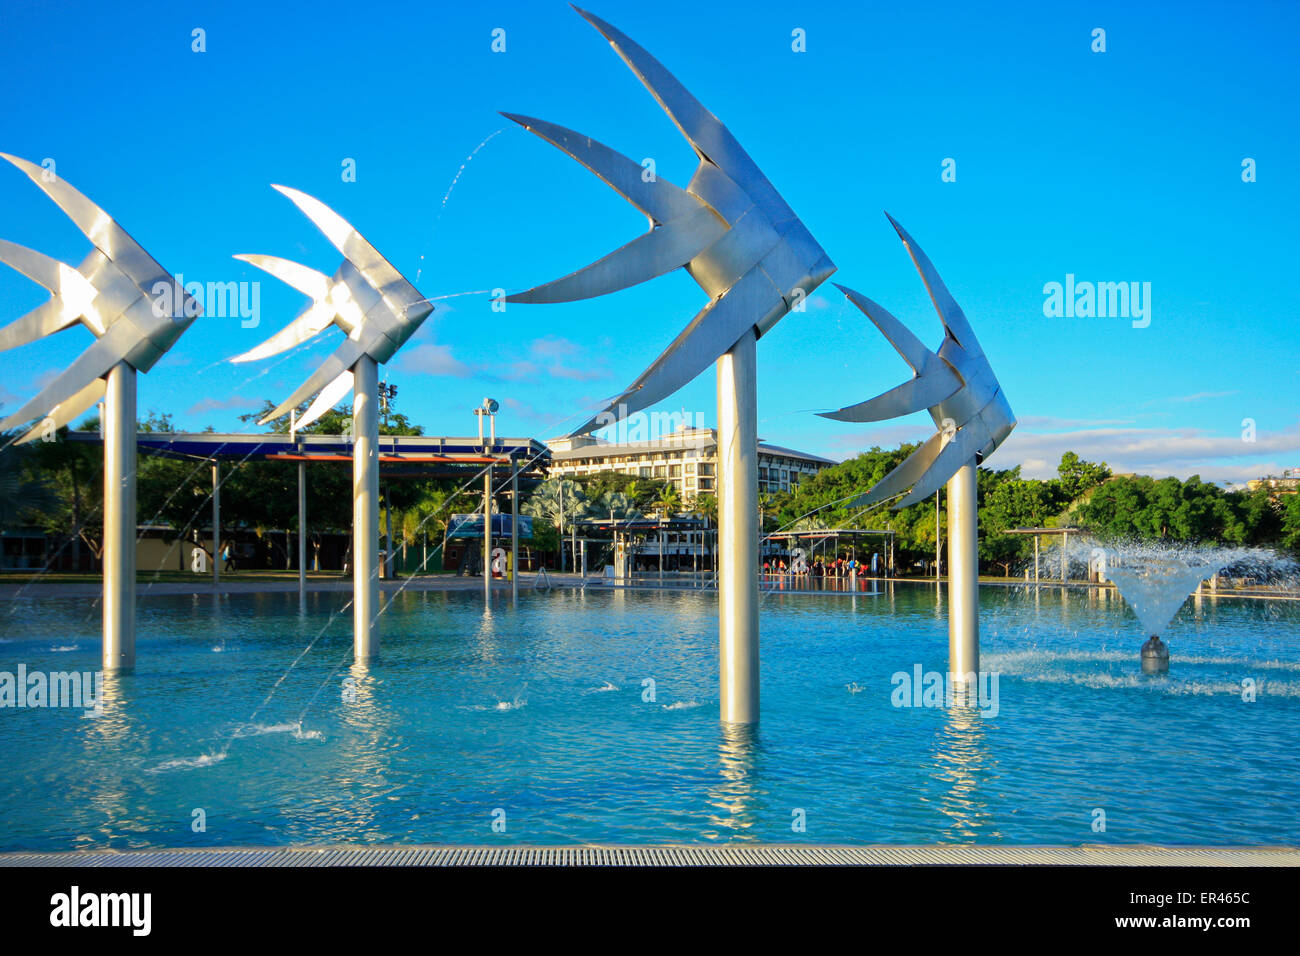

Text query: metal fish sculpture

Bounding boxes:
[232,185,433,429]
[503,7,835,436]
[822,214,1015,509]
[0,154,200,440]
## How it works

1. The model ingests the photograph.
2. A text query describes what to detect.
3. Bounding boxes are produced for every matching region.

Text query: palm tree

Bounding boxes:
[0,437,58,529]
[655,483,682,518]
[523,478,590,524]
[694,492,718,527]
[689,492,719,575]
[594,491,641,521]
[523,478,593,569]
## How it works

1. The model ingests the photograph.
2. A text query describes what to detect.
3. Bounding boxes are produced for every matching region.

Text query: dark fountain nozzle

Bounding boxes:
[1140,635,1170,674]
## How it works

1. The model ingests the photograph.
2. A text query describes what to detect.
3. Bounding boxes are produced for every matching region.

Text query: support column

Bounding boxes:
[659,529,665,587]
[716,327,759,724]
[352,356,380,659]
[102,362,136,672]
[297,460,307,598]
[384,489,393,580]
[559,482,566,573]
[212,460,220,589]
[483,467,492,599]
[935,491,941,583]
[947,457,979,682]
[510,462,519,603]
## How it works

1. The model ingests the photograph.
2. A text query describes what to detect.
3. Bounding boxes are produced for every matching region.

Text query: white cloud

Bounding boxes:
[528,336,581,360]
[825,421,934,450]
[186,395,260,415]
[1141,390,1241,407]
[393,343,473,378]
[994,421,1300,481]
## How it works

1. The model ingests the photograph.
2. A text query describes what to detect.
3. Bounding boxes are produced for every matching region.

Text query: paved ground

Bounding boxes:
[2,573,1294,601]
[0,572,589,599]
[2,844,1296,866]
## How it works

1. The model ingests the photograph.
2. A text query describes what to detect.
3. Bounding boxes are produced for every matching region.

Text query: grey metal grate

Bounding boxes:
[2,844,1298,867]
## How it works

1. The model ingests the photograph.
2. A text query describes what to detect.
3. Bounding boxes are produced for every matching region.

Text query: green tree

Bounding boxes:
[655,483,682,517]
[1057,451,1111,500]
[1281,494,1300,551]
[0,435,58,528]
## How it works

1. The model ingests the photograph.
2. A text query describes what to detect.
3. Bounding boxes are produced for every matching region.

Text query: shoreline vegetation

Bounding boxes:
[3,403,1298,582]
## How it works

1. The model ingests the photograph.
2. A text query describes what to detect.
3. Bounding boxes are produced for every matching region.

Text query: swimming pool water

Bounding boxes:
[1,583,1297,851]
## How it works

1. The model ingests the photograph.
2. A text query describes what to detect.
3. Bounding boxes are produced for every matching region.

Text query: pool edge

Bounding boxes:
[2,844,1297,866]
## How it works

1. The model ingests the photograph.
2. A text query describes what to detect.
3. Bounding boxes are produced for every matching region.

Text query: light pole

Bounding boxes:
[379,382,397,580]
[476,398,499,600]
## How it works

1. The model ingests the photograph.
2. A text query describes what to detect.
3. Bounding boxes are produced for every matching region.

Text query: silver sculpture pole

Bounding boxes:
[352,356,379,657]
[822,215,1014,685]
[0,154,201,671]
[231,186,433,659]
[717,329,759,722]
[502,8,833,722]
[102,362,136,672]
[948,459,979,679]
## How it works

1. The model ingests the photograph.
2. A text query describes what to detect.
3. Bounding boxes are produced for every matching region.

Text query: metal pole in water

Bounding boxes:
[102,362,136,672]
[716,328,759,724]
[298,460,307,598]
[212,460,220,590]
[947,457,979,681]
[352,355,380,659]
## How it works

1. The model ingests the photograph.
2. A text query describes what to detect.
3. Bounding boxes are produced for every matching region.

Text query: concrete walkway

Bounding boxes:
[5,572,1295,601]
[2,844,1296,867]
[0,573,590,599]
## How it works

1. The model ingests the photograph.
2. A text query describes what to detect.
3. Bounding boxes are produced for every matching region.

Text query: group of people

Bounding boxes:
[763,557,865,578]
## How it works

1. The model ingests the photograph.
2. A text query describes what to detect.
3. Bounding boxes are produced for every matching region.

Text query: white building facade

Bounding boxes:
[546,426,834,502]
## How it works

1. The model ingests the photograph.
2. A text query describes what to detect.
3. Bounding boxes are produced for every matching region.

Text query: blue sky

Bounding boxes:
[0,0,1296,483]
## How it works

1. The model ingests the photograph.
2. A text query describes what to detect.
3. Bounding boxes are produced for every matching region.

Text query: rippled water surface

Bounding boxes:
[1,583,1297,851]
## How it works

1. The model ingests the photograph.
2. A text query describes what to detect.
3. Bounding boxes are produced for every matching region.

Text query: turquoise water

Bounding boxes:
[0,584,1297,851]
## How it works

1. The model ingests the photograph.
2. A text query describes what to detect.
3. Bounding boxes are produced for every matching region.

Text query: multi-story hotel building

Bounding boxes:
[545,426,835,502]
